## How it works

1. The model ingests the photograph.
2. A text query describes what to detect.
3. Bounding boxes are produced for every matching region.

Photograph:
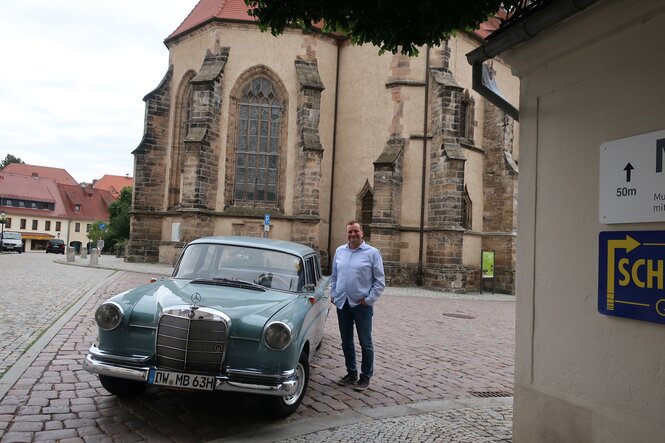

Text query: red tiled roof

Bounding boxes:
[470,9,508,40]
[93,174,133,199]
[58,184,113,222]
[167,0,256,42]
[1,163,78,186]
[0,172,69,217]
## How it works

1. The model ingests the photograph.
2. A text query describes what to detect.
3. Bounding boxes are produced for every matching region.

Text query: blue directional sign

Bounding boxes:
[599,231,665,324]
[264,213,270,225]
[99,223,107,230]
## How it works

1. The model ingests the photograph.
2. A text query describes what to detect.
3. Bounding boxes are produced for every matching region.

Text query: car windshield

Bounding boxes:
[174,243,305,292]
[3,232,20,240]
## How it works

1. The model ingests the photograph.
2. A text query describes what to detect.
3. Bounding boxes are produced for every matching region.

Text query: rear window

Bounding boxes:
[50,239,64,245]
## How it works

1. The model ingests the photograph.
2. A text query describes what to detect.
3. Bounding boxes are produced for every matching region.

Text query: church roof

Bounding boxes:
[167,0,255,43]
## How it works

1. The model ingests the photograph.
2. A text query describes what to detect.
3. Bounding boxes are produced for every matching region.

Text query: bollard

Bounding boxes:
[89,248,98,266]
[66,247,75,262]
[80,248,87,259]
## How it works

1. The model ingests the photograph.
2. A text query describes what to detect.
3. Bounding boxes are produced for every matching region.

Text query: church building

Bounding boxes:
[127,0,520,293]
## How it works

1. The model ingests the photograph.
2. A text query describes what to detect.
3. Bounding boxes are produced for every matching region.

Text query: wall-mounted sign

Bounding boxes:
[599,129,665,223]
[598,230,665,324]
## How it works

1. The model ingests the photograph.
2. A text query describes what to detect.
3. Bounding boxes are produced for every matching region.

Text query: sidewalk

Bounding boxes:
[55,253,175,276]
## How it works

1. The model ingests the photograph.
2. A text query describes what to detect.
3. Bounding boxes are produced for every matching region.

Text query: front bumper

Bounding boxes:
[83,345,298,397]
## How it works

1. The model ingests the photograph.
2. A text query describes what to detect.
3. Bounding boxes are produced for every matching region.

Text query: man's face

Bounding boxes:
[346,223,363,248]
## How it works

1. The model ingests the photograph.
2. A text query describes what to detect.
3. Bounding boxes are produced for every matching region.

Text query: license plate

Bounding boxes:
[148,369,216,391]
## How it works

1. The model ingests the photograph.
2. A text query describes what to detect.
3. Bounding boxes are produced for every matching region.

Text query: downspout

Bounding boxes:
[417,45,430,286]
[466,0,600,120]
[326,43,341,274]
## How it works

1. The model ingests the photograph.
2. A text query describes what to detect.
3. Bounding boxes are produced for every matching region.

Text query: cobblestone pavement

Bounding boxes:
[0,256,515,442]
[0,253,113,378]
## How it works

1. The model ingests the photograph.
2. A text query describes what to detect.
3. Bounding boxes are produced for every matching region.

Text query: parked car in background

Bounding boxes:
[83,236,331,417]
[45,238,65,254]
[1,231,24,253]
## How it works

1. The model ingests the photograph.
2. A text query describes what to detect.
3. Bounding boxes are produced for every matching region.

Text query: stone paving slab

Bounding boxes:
[0,256,515,442]
[0,253,113,378]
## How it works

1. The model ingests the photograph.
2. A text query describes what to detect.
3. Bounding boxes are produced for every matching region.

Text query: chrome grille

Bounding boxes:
[156,313,228,373]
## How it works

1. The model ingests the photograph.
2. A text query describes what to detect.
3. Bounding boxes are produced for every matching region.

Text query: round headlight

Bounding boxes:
[264,322,292,350]
[95,302,124,331]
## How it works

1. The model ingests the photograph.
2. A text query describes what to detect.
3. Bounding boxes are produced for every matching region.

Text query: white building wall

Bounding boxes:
[504,0,665,441]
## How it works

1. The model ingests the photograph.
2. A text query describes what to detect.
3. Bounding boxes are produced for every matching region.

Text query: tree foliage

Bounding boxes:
[245,0,515,55]
[103,186,132,253]
[0,154,25,169]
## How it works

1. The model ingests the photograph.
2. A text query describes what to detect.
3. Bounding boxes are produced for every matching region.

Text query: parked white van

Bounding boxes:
[1,231,24,253]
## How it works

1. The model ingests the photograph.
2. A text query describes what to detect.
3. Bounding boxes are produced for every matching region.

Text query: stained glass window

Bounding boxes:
[234,77,282,205]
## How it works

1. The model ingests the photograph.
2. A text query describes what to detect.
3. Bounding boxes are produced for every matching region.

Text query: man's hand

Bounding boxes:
[359,298,368,306]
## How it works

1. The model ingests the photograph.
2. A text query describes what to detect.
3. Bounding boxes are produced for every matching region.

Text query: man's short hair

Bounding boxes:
[346,220,362,230]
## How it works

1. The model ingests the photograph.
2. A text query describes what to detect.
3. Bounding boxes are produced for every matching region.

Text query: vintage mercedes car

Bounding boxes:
[83,236,330,417]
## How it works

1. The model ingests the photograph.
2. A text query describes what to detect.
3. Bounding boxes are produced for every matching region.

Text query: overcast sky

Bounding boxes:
[0,0,199,184]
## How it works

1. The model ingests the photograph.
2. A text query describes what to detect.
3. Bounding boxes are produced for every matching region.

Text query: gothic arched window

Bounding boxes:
[233,77,282,205]
[359,182,374,241]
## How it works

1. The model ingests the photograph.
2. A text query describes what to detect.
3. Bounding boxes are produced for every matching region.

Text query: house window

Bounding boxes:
[75,205,81,212]
[45,221,51,231]
[56,221,61,231]
[5,199,11,206]
[462,185,472,230]
[86,224,92,232]
[5,218,11,229]
[233,76,282,206]
[31,202,37,209]
[459,91,475,143]
[75,222,81,232]
[19,201,24,208]
[20,219,26,229]
[32,220,38,230]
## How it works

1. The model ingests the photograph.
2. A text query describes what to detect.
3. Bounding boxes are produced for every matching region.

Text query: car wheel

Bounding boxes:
[99,375,146,397]
[264,352,309,418]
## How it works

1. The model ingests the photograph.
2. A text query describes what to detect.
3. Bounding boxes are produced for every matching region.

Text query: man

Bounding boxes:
[330,220,385,391]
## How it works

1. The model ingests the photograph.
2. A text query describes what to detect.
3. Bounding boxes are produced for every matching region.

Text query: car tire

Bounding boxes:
[264,351,309,418]
[99,375,146,397]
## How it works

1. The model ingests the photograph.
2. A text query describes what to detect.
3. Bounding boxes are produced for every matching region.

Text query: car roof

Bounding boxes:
[188,236,316,257]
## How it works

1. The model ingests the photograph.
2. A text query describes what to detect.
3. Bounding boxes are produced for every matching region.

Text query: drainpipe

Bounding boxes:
[326,43,341,274]
[466,0,600,120]
[417,45,430,286]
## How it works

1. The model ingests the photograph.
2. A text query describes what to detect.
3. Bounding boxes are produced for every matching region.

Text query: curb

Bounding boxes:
[209,397,513,442]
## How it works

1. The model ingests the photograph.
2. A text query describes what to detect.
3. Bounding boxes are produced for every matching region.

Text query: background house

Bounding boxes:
[128,0,520,293]
[0,164,116,252]
[92,174,134,199]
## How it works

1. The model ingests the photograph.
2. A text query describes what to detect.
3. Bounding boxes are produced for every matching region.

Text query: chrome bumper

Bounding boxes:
[83,346,298,397]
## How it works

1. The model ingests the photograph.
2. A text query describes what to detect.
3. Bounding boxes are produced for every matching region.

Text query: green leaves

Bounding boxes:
[245,0,510,55]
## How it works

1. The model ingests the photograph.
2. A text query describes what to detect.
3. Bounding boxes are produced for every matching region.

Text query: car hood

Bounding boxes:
[122,279,298,340]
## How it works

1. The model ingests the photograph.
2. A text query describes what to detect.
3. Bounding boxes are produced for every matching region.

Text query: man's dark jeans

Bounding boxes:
[337,300,374,379]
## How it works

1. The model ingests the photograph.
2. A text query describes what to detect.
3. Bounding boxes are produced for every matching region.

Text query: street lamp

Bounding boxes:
[0,210,6,254]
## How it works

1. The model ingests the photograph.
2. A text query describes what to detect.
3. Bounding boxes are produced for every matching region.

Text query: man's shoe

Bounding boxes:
[337,373,358,386]
[354,377,370,391]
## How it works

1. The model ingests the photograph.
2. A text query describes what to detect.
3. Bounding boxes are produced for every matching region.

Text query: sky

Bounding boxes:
[0,0,200,184]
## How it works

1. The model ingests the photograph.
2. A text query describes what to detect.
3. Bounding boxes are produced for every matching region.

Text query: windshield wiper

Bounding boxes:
[190,277,267,291]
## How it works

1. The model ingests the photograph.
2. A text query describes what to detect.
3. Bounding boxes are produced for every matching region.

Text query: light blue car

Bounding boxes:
[83,236,330,417]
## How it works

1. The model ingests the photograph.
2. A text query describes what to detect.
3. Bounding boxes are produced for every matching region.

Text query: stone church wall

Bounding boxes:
[127,18,519,293]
